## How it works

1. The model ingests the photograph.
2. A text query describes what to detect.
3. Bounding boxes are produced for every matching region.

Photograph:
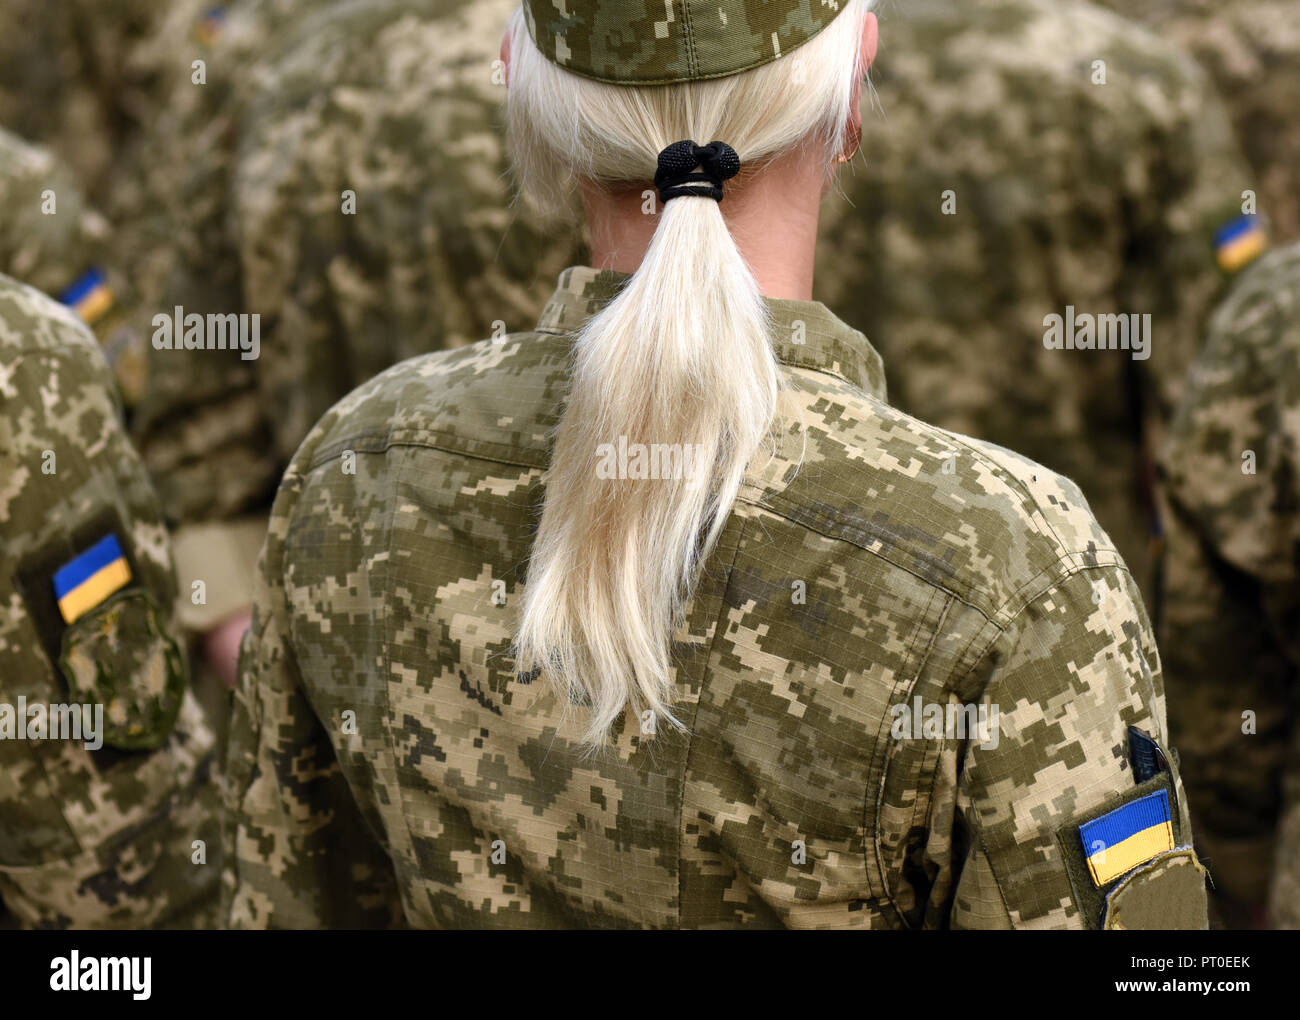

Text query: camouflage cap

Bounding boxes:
[521,0,851,84]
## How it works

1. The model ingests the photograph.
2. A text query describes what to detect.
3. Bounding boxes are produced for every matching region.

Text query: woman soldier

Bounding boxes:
[226,0,1208,929]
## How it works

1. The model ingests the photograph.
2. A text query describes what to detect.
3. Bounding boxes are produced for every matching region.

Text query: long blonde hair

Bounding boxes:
[508,0,871,747]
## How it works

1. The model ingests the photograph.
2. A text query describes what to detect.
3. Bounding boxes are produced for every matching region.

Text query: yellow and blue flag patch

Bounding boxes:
[1079,788,1175,886]
[60,267,115,327]
[194,6,227,46]
[1213,215,1268,274]
[53,534,132,625]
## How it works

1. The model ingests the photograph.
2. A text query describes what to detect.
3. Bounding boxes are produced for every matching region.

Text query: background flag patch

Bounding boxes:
[1213,214,1268,273]
[59,267,115,326]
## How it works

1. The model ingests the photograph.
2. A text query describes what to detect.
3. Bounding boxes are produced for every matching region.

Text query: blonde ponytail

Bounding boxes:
[507,0,871,746]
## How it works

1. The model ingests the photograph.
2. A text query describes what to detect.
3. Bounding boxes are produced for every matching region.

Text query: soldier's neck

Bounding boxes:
[581,151,825,301]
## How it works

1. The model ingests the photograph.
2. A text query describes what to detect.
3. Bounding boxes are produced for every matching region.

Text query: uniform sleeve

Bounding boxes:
[125,54,285,572]
[946,564,1207,929]
[1156,248,1300,923]
[0,285,221,928]
[130,295,283,537]
[224,467,404,930]
[0,128,152,411]
[1156,502,1291,917]
[0,128,106,304]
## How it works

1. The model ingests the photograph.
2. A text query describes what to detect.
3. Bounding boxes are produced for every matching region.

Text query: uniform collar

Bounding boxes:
[535,266,887,399]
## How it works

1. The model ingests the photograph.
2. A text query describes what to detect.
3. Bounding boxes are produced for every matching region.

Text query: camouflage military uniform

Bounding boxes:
[1159,242,1300,928]
[1092,0,1300,243]
[816,0,1253,606]
[129,0,583,634]
[0,0,183,206]
[119,0,332,634]
[0,129,107,303]
[0,273,221,928]
[109,0,315,337]
[0,127,149,408]
[227,268,1206,929]
[0,0,114,199]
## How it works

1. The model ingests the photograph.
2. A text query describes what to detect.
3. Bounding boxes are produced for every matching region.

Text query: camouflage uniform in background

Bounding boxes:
[227,268,1207,929]
[816,0,1253,606]
[129,0,583,634]
[0,129,109,311]
[0,274,221,928]
[0,0,183,206]
[121,0,354,634]
[1092,0,1300,242]
[0,1,114,198]
[108,0,318,345]
[232,0,582,458]
[0,128,149,409]
[1158,243,1300,928]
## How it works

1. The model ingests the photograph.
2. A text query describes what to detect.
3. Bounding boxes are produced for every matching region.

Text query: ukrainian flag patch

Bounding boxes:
[53,534,132,625]
[194,6,226,46]
[1213,215,1268,273]
[60,267,115,326]
[1079,788,1175,886]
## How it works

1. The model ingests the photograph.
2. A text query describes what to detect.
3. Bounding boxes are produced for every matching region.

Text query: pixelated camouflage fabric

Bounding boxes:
[228,267,1201,929]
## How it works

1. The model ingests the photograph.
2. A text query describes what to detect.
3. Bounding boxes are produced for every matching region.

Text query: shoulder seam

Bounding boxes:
[305,429,545,474]
[739,496,1127,628]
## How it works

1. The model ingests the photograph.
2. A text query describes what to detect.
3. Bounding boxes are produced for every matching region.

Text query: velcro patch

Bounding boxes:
[59,590,186,750]
[53,534,132,624]
[1103,850,1209,930]
[1079,788,1174,886]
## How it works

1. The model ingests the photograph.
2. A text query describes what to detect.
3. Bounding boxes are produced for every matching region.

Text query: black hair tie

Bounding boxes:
[654,140,741,204]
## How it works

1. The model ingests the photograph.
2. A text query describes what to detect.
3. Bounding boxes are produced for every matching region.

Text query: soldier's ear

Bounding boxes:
[861,11,878,71]
[500,29,512,87]
[844,13,878,160]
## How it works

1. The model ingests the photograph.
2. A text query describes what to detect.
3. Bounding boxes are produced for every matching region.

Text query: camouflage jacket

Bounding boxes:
[0,128,149,409]
[0,129,108,306]
[0,274,221,928]
[0,0,182,207]
[817,0,1254,605]
[228,267,1206,929]
[1158,242,1300,927]
[128,0,582,629]
[1092,0,1300,243]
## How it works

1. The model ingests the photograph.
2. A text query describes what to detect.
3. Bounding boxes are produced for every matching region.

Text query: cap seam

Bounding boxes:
[680,0,699,80]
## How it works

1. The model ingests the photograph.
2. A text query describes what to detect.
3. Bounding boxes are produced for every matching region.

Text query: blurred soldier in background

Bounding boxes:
[127,0,582,684]
[0,0,186,207]
[115,1,344,686]
[1093,0,1300,242]
[1159,243,1300,929]
[1092,0,1300,927]
[0,128,149,409]
[0,273,221,928]
[109,0,319,342]
[816,0,1253,608]
[0,130,109,309]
